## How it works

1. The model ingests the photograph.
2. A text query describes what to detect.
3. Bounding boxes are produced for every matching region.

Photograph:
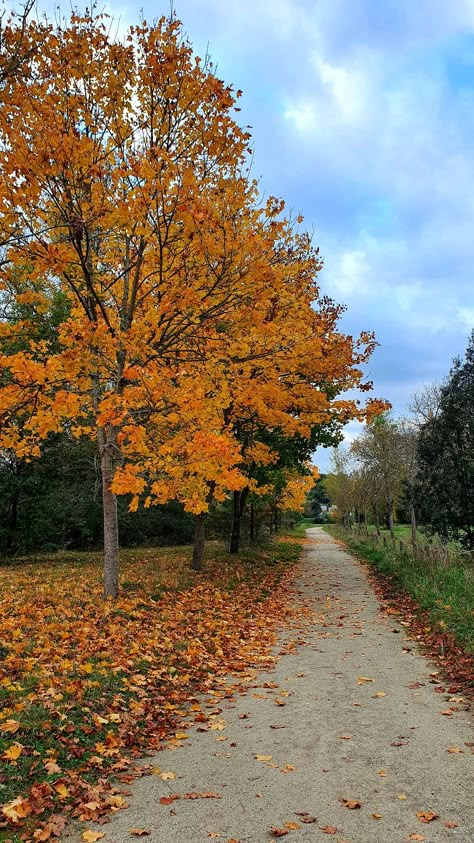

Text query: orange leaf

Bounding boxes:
[129,830,151,836]
[416,811,439,824]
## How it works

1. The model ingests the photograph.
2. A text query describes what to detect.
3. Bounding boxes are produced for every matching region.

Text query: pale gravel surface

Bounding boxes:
[68,526,474,843]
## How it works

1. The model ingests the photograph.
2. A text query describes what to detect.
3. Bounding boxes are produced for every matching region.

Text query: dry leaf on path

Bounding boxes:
[255,755,272,762]
[409,835,425,841]
[357,676,375,684]
[159,794,180,806]
[274,699,286,706]
[129,830,151,837]
[270,827,289,837]
[372,813,382,819]
[320,826,337,834]
[339,798,362,809]
[444,821,458,828]
[295,812,316,824]
[82,832,105,843]
[183,792,221,800]
[416,811,439,823]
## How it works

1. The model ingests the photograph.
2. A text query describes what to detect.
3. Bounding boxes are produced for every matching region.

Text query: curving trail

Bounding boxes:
[69,527,474,843]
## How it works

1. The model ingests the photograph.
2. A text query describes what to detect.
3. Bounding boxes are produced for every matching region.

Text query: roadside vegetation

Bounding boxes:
[324,525,474,655]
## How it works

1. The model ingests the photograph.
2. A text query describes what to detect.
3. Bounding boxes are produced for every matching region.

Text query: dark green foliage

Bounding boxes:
[415,332,474,549]
[0,434,194,555]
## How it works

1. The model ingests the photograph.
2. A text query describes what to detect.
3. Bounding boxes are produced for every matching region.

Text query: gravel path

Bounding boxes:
[70,526,474,843]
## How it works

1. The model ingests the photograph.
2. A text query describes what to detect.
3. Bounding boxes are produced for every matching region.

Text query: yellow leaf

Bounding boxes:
[82,832,105,843]
[255,754,272,762]
[174,732,189,740]
[2,743,23,761]
[357,676,375,684]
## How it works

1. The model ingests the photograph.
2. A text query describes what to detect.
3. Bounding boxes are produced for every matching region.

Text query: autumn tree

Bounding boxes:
[0,12,276,595]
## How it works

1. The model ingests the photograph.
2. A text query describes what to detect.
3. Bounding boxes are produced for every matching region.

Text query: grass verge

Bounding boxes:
[324,525,474,655]
[0,538,301,840]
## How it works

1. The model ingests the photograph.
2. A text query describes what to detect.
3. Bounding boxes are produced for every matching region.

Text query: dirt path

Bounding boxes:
[69,527,474,843]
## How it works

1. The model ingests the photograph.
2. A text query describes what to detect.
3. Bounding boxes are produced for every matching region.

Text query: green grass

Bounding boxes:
[288,518,315,537]
[324,525,474,655]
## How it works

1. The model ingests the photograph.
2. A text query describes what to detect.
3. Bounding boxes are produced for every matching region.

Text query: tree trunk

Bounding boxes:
[229,487,249,554]
[249,501,256,544]
[374,510,381,536]
[410,503,417,545]
[229,490,242,553]
[192,513,206,571]
[387,502,395,540]
[99,429,119,599]
[6,486,20,551]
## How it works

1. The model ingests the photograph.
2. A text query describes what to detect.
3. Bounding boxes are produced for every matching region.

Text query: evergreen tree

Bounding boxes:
[415,332,474,549]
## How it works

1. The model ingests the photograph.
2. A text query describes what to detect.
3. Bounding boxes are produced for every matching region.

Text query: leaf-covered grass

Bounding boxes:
[325,525,474,654]
[0,540,301,839]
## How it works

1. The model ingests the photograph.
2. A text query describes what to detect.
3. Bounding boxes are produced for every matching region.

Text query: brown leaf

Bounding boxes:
[270,828,289,837]
[372,813,383,819]
[447,747,463,754]
[339,798,362,809]
[408,835,425,841]
[183,792,221,800]
[280,765,296,773]
[295,813,316,824]
[159,794,180,805]
[320,826,337,835]
[129,830,151,837]
[274,699,286,706]
[444,821,458,828]
[270,724,287,729]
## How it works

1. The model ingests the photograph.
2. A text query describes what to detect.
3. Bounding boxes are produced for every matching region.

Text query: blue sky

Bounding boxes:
[44,0,474,469]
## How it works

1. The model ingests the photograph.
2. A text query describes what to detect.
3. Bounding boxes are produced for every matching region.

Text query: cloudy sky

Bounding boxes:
[46,1,474,467]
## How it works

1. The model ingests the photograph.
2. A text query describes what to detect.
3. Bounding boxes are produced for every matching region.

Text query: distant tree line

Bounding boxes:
[316,332,474,551]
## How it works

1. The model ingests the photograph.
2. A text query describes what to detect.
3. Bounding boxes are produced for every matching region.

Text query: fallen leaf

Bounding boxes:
[159,794,180,805]
[372,691,386,698]
[398,794,408,800]
[338,735,352,740]
[255,754,272,762]
[159,772,176,780]
[208,834,221,839]
[270,724,286,729]
[295,813,316,824]
[284,822,300,830]
[447,747,463,754]
[416,811,439,823]
[444,821,458,828]
[408,835,425,841]
[372,813,383,819]
[270,828,289,837]
[281,765,296,773]
[274,699,286,706]
[174,732,189,740]
[1,797,32,823]
[0,719,20,734]
[2,743,23,762]
[357,676,375,684]
[82,832,105,843]
[320,826,337,834]
[129,830,151,837]
[339,798,362,809]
